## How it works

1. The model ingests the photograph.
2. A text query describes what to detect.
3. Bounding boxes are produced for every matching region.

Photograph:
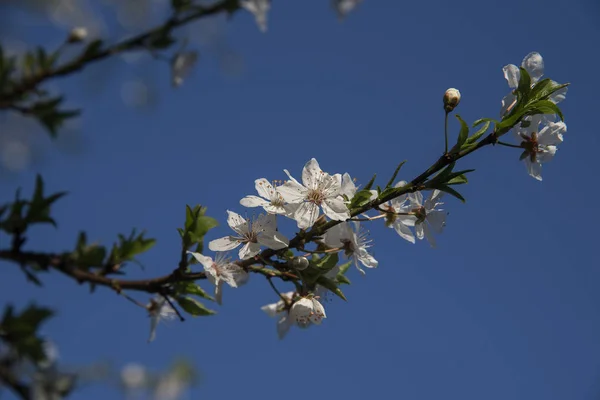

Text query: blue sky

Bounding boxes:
[2,0,600,399]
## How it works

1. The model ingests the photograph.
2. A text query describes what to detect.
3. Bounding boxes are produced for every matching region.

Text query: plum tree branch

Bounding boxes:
[0,0,239,108]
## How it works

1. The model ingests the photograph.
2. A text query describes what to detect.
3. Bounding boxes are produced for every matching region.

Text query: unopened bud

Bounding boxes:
[443,88,461,112]
[67,27,88,43]
[290,256,309,271]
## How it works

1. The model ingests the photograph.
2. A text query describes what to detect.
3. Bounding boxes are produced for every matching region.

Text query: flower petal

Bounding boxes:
[502,64,520,88]
[538,122,565,146]
[186,251,213,270]
[423,223,437,248]
[521,52,544,83]
[415,223,424,240]
[322,197,350,221]
[240,195,269,208]
[321,173,343,197]
[294,202,320,229]
[257,231,289,249]
[277,315,293,339]
[208,236,240,252]
[239,242,261,260]
[278,180,307,204]
[357,249,378,269]
[340,172,357,199]
[427,210,446,234]
[525,159,543,181]
[254,178,276,200]
[393,221,415,244]
[301,158,324,190]
[227,210,249,235]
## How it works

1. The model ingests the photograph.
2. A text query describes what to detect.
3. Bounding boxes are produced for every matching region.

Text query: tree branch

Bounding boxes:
[0,364,31,400]
[0,0,239,108]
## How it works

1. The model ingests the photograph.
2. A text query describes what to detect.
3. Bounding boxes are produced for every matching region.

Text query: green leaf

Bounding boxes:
[529,79,569,103]
[363,173,377,190]
[385,161,407,188]
[181,205,218,250]
[175,296,216,316]
[25,174,67,227]
[447,174,468,185]
[473,117,499,127]
[338,260,352,275]
[434,184,466,203]
[315,276,347,301]
[336,274,351,285]
[0,304,55,363]
[349,189,374,209]
[525,100,564,121]
[466,120,491,144]
[314,252,339,274]
[174,282,214,301]
[453,114,469,151]
[516,67,532,100]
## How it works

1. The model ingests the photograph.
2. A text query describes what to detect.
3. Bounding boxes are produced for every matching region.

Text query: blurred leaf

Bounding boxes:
[174,282,214,302]
[0,304,54,363]
[108,229,156,267]
[175,296,216,316]
[26,174,67,227]
[363,173,377,190]
[82,39,103,59]
[314,252,339,274]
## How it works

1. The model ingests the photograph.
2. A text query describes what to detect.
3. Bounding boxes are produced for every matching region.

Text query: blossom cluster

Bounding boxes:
[146,51,568,341]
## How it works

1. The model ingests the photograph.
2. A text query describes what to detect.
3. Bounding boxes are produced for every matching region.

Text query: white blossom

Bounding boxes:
[515,115,565,181]
[324,221,377,274]
[379,181,416,244]
[278,158,350,229]
[241,0,270,32]
[290,296,326,328]
[501,52,568,116]
[187,251,248,304]
[171,51,198,87]
[240,178,295,215]
[208,211,289,259]
[261,291,295,339]
[404,190,446,248]
[332,0,363,20]
[146,296,177,342]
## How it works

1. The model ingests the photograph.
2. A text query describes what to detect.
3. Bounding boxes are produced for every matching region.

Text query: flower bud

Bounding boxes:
[443,88,461,112]
[67,27,88,43]
[290,256,309,271]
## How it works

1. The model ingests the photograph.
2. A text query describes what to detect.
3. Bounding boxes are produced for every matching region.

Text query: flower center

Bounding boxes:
[521,131,540,162]
[412,206,427,223]
[306,188,325,205]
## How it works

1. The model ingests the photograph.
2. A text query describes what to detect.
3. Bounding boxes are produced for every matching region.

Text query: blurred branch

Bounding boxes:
[0,0,239,109]
[0,363,31,400]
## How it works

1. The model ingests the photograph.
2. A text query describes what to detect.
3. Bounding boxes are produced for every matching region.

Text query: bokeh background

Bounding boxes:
[2,0,600,399]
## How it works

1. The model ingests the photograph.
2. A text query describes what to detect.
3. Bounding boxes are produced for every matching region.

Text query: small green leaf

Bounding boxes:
[316,276,347,301]
[349,189,374,209]
[385,161,407,189]
[175,296,216,316]
[314,252,339,274]
[363,173,377,190]
[435,184,466,203]
[466,120,491,144]
[447,174,468,185]
[449,114,469,153]
[516,67,532,100]
[174,282,214,301]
